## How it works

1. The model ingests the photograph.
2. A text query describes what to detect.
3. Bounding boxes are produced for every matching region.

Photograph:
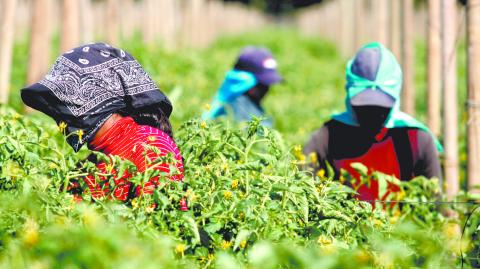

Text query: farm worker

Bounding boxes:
[202,46,283,127]
[303,42,442,202]
[21,43,185,205]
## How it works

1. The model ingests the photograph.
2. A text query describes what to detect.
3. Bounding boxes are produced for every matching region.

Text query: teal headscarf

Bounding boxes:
[203,70,257,120]
[332,42,443,152]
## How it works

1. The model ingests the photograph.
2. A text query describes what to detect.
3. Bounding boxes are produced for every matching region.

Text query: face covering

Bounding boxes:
[352,105,392,135]
[331,42,443,152]
[245,83,269,106]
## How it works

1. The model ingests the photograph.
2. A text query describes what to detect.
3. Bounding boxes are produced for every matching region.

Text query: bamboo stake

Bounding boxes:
[26,0,52,111]
[389,0,402,59]
[375,0,389,45]
[105,0,119,45]
[159,0,177,49]
[142,0,156,44]
[427,0,442,136]
[61,0,80,52]
[0,0,17,105]
[79,0,93,43]
[467,0,480,192]
[442,0,459,199]
[354,0,365,49]
[401,0,415,115]
[340,0,355,57]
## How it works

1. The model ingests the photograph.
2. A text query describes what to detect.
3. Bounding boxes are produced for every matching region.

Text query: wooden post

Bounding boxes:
[159,0,177,49]
[427,0,442,136]
[401,0,415,115]
[375,0,389,45]
[142,0,156,44]
[354,0,365,49]
[389,0,402,59]
[467,0,480,192]
[340,0,354,57]
[0,0,17,105]
[26,0,52,110]
[79,0,93,43]
[105,0,118,45]
[61,0,80,52]
[442,0,459,199]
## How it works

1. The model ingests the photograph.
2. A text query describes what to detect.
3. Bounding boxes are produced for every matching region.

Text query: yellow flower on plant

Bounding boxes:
[317,235,332,245]
[317,169,326,179]
[240,240,247,249]
[77,129,84,142]
[308,152,318,163]
[355,249,371,263]
[373,219,383,227]
[231,180,239,190]
[204,103,211,111]
[58,121,67,133]
[396,189,406,200]
[339,175,346,184]
[131,199,138,209]
[145,206,154,214]
[221,240,232,250]
[22,218,39,247]
[293,145,302,156]
[200,121,207,129]
[221,163,229,172]
[223,190,233,200]
[105,163,114,173]
[175,243,186,256]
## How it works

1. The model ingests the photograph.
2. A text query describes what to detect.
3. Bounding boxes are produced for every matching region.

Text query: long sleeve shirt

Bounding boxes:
[84,116,184,201]
[303,120,442,201]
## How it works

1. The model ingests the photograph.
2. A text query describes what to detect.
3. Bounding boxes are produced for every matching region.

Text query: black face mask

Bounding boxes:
[352,105,392,134]
[245,83,269,106]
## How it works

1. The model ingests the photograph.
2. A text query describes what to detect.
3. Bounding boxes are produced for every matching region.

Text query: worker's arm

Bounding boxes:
[303,125,329,175]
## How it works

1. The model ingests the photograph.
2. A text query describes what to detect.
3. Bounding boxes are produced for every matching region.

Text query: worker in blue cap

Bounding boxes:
[203,46,283,127]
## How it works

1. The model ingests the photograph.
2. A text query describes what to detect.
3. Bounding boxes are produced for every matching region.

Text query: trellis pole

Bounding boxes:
[389,0,402,59]
[467,0,480,192]
[26,0,52,111]
[61,0,80,52]
[427,0,442,136]
[106,0,119,45]
[0,0,17,105]
[442,0,459,199]
[401,0,415,115]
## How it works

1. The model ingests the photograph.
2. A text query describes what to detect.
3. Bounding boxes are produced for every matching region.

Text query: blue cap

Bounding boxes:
[349,46,395,108]
[234,46,283,86]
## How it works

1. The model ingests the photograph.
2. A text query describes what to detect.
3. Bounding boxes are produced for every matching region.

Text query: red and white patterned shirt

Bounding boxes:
[84,116,184,201]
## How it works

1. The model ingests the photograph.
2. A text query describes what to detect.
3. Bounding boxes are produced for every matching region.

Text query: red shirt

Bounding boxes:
[84,117,184,201]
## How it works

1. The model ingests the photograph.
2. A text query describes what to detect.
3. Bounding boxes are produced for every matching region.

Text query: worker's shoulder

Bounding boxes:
[307,119,350,140]
[389,126,431,137]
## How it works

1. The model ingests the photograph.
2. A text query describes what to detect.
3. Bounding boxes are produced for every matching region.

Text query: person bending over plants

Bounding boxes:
[203,46,282,127]
[21,43,184,203]
[303,42,442,202]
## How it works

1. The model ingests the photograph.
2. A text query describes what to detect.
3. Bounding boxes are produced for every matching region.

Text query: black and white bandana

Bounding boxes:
[21,43,172,152]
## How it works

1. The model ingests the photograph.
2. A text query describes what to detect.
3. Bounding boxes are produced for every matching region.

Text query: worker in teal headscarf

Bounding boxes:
[203,46,283,127]
[304,42,442,202]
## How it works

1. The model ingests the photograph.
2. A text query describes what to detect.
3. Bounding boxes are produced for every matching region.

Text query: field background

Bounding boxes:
[7,28,469,181]
[1,0,478,267]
